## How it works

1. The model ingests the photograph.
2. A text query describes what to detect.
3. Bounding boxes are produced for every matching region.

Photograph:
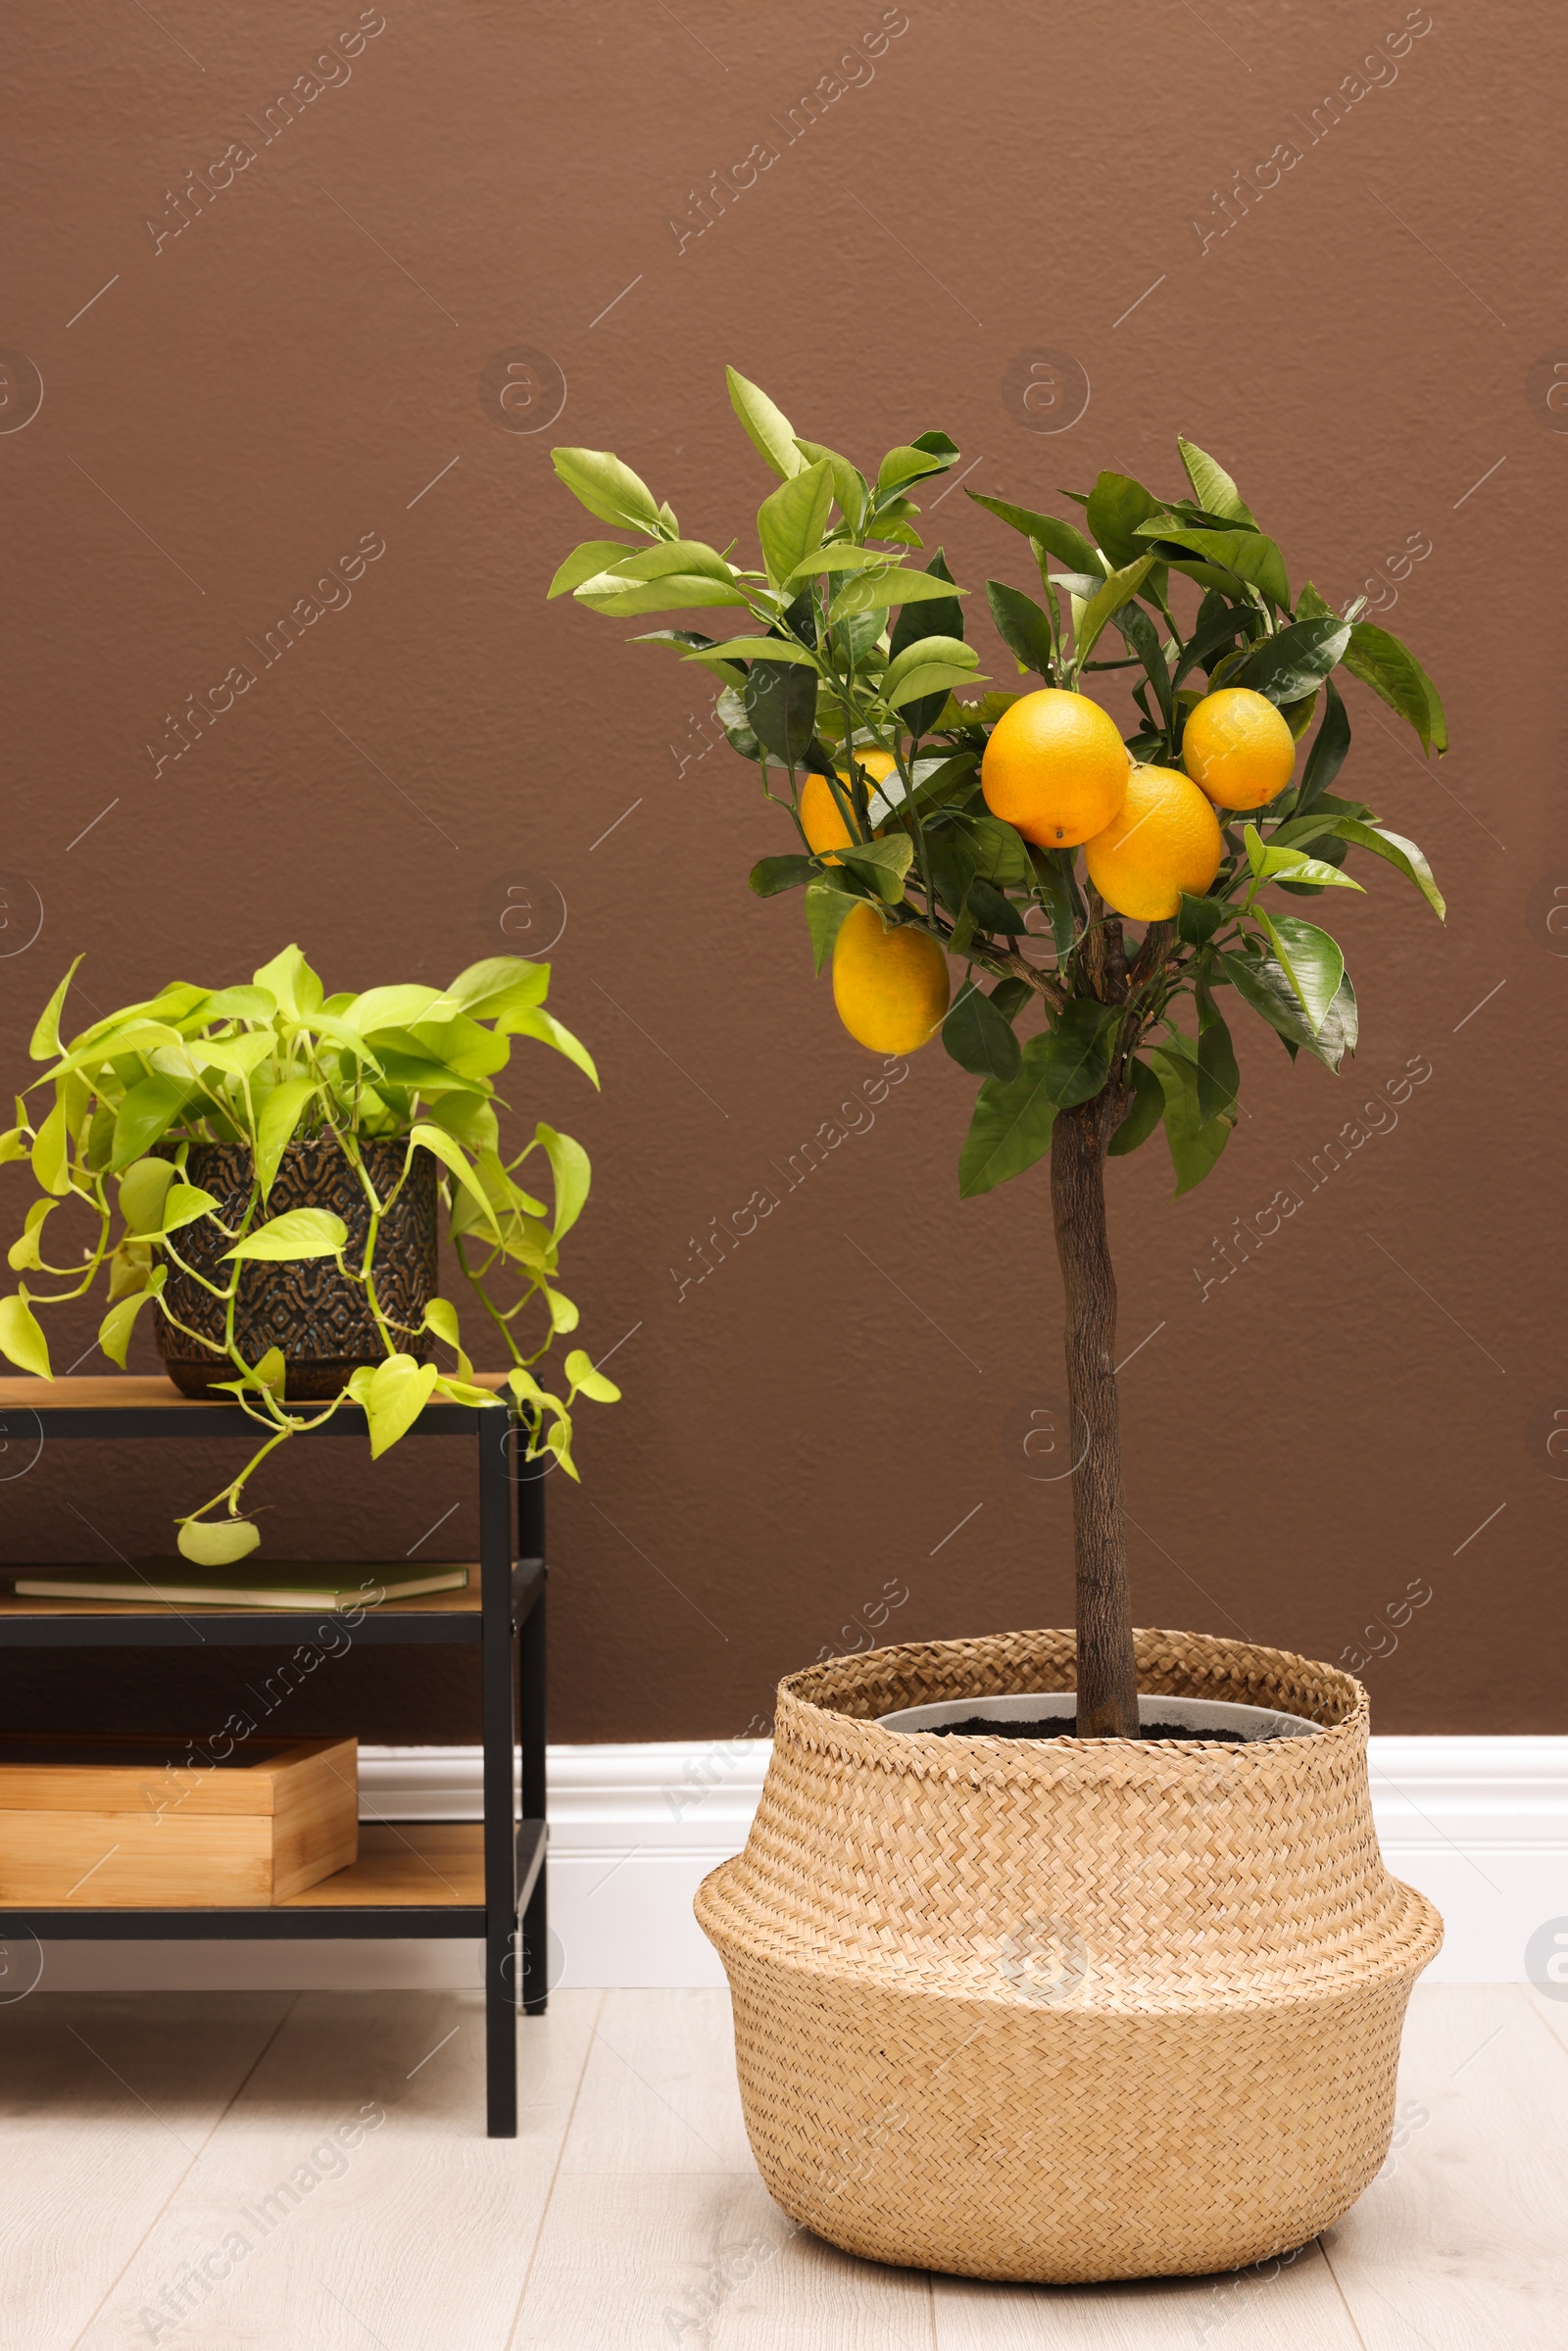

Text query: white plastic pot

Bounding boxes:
[876,1690,1322,1740]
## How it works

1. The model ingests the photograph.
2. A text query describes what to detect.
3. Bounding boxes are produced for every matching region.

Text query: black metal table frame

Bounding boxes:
[0,1392,545,2138]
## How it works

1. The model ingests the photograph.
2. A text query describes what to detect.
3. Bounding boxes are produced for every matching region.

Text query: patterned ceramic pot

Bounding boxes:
[155,1137,438,1400]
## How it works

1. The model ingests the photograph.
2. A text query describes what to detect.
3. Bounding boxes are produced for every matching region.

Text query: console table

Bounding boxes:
[0,1374,545,2137]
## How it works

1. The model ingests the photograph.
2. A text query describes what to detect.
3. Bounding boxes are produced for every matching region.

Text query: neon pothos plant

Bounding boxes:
[550,368,1446,1738]
[0,946,618,1562]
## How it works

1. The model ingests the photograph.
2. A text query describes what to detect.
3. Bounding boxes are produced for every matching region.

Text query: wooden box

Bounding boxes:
[0,1735,358,1906]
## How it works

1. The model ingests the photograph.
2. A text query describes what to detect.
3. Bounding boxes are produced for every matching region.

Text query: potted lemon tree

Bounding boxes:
[549,376,1446,2281]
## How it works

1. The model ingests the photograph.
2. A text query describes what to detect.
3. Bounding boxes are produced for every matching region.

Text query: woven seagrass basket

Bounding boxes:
[696,1626,1443,2284]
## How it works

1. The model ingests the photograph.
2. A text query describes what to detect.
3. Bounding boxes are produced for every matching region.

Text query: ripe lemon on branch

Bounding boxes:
[1084,764,1223,921]
[980,688,1129,848]
[1182,686,1295,810]
[832,902,950,1054]
[800,749,899,861]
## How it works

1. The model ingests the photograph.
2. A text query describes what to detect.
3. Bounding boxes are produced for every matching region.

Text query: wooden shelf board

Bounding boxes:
[279,1823,485,1908]
[0,1582,482,1622]
[0,1374,510,1411]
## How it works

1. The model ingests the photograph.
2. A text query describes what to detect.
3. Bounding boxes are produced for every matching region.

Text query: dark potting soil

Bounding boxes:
[930,1716,1250,1744]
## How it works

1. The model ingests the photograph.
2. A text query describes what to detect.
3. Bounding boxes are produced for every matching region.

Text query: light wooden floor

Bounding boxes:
[4,1983,1565,2347]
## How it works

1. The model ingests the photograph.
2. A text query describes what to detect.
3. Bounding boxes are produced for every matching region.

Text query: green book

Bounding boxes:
[12,1560,470,1610]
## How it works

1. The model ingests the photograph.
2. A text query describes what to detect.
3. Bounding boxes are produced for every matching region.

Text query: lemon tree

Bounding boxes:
[552,372,1446,1738]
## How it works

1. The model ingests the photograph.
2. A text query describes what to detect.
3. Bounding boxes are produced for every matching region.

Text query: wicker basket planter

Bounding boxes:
[697,1626,1443,2284]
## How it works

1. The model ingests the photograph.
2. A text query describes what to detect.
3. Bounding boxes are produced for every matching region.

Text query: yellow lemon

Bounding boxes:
[1083,764,1223,921]
[1183,687,1296,811]
[980,688,1129,848]
[831,901,950,1053]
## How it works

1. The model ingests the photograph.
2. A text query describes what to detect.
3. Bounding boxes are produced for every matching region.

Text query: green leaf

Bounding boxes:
[805,880,854,973]
[792,438,867,532]
[252,945,323,1022]
[1297,677,1351,814]
[750,855,816,898]
[494,1006,599,1089]
[431,957,552,1021]
[828,566,969,621]
[532,1120,590,1244]
[38,1019,187,1086]
[875,442,955,494]
[1247,825,1364,893]
[966,490,1102,577]
[1262,855,1364,893]
[1107,1056,1164,1156]
[28,1099,71,1197]
[139,1182,220,1241]
[942,983,1022,1082]
[592,538,735,587]
[1176,437,1255,526]
[572,570,750,617]
[689,636,816,666]
[0,1291,52,1378]
[98,1267,167,1368]
[342,984,444,1036]
[193,1032,275,1079]
[359,1351,440,1459]
[986,580,1054,677]
[1148,1048,1234,1196]
[1342,621,1447,756]
[1085,471,1162,569]
[785,544,883,579]
[565,1345,620,1403]
[206,986,275,1021]
[223,1207,347,1263]
[1177,891,1228,949]
[1336,820,1446,919]
[1138,524,1290,610]
[550,446,662,531]
[119,1156,177,1235]
[1074,557,1155,669]
[757,462,834,591]
[725,367,808,480]
[837,837,913,904]
[176,1516,261,1566]
[111,1075,195,1172]
[1196,993,1241,1126]
[633,629,748,689]
[1223,951,1359,1071]
[547,538,639,599]
[883,634,979,705]
[407,1122,503,1238]
[886,658,985,710]
[1253,910,1345,1034]
[1233,615,1350,706]
[1114,600,1175,737]
[29,957,84,1062]
[7,1199,56,1274]
[957,1034,1058,1198]
[252,1078,318,1196]
[1041,999,1120,1106]
[743,659,818,764]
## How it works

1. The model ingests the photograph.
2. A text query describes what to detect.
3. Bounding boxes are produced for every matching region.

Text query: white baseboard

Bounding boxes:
[34,1736,1568,1992]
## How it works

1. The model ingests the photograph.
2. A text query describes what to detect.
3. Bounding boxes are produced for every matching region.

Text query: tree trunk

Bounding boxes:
[1050,1089,1140,1739]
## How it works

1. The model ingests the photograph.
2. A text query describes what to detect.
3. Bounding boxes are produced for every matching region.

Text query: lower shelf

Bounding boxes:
[0,1821,546,1940]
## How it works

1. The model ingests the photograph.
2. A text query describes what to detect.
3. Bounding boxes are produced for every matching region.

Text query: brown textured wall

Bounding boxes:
[1,0,1563,1749]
